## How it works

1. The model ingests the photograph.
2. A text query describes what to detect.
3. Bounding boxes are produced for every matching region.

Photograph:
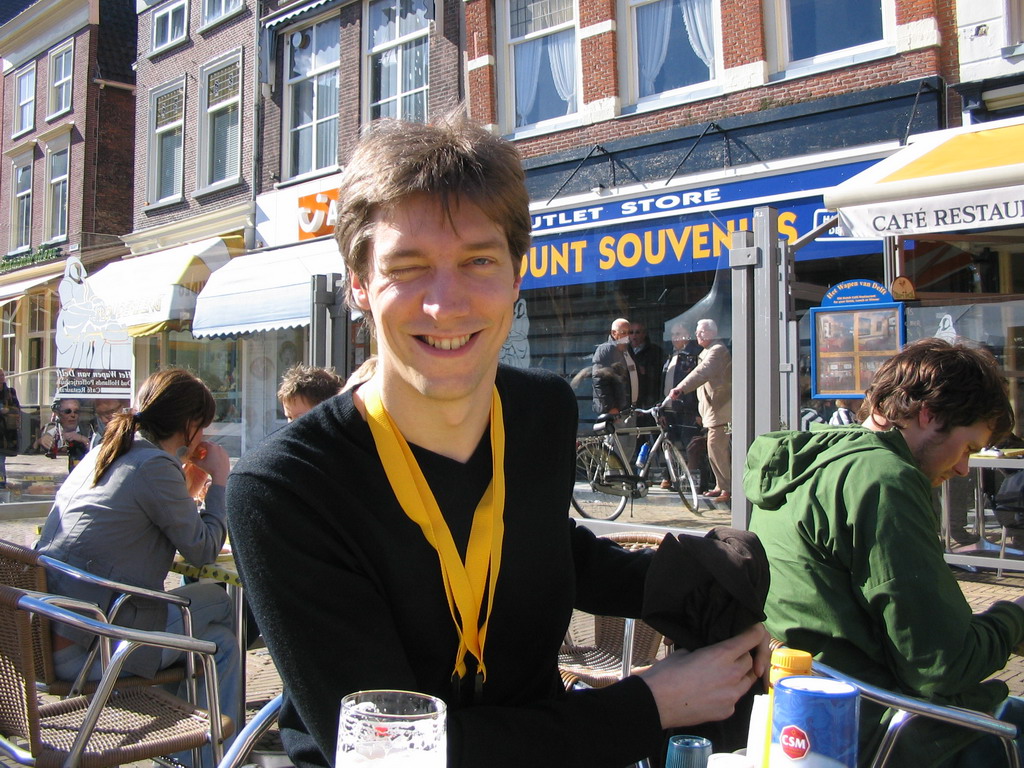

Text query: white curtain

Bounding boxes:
[514,37,543,126]
[547,29,576,114]
[637,0,673,97]
[680,0,714,71]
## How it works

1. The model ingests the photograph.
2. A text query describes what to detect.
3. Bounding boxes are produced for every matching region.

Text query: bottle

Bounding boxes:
[763,648,813,766]
[636,442,650,469]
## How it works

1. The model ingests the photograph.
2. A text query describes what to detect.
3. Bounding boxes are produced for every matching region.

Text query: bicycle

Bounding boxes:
[571,405,701,521]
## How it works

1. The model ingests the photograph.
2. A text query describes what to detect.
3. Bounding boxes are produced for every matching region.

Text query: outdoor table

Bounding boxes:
[941,450,1024,573]
[170,551,246,728]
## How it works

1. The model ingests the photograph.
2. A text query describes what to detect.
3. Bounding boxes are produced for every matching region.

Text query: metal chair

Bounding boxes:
[0,537,196,698]
[216,694,285,768]
[812,658,1021,768]
[0,584,234,768]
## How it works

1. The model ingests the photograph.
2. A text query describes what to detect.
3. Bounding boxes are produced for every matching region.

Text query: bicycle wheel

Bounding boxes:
[571,436,630,521]
[662,440,701,516]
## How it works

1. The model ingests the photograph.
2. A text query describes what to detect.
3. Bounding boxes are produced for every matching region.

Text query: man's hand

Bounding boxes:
[638,623,769,729]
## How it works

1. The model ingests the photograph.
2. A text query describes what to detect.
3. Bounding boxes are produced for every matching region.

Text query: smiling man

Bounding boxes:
[746,338,1024,767]
[227,113,766,768]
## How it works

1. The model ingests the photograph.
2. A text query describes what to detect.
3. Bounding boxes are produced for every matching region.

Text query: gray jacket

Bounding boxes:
[36,436,226,676]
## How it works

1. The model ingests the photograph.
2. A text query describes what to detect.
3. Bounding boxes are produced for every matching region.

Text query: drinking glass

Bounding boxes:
[665,734,713,768]
[336,690,446,766]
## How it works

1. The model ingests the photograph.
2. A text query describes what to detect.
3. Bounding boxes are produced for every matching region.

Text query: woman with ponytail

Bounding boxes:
[35,368,240,759]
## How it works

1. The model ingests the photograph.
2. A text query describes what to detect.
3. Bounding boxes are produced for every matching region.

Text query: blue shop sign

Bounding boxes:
[522,160,882,290]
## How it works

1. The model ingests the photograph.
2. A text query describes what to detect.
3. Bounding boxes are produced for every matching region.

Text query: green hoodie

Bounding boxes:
[745,426,1024,765]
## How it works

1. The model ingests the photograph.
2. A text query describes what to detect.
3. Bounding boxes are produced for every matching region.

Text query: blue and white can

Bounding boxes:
[771,676,859,767]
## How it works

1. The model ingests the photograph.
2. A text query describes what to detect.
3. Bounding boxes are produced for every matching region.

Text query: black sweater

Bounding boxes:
[228,366,663,767]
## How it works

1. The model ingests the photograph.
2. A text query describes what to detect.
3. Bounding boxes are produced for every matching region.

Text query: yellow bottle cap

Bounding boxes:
[769,648,813,685]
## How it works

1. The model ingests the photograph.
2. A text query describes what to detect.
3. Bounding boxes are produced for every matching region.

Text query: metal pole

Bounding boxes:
[729,227,759,529]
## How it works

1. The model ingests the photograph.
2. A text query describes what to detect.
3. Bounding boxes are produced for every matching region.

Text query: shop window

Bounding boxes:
[47,42,73,118]
[501,0,579,130]
[45,143,69,243]
[283,15,340,180]
[197,53,241,191]
[152,0,188,54]
[366,0,431,122]
[13,64,35,137]
[11,156,32,253]
[766,0,892,72]
[624,0,717,103]
[148,80,185,205]
[203,0,241,26]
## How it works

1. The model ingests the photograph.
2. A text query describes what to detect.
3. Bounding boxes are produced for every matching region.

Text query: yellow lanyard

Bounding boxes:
[363,384,506,683]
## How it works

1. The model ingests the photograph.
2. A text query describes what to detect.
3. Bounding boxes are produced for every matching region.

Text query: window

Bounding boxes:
[11,155,32,252]
[198,54,241,189]
[48,42,73,117]
[149,81,185,204]
[46,143,69,241]
[1,304,16,373]
[505,0,578,129]
[366,0,432,121]
[284,16,340,179]
[153,0,188,53]
[627,0,716,101]
[1012,0,1024,46]
[771,0,886,67]
[203,0,241,25]
[13,65,35,136]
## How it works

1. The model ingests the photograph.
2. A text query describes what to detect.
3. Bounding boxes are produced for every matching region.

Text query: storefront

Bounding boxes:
[187,173,353,454]
[513,144,894,423]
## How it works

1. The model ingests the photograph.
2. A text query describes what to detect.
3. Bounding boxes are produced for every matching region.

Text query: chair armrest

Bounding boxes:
[22,589,109,622]
[813,660,1018,741]
[16,591,216,657]
[217,695,283,768]
[37,554,190,607]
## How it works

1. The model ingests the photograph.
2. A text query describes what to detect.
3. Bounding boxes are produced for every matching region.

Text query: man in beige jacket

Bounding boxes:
[665,318,732,501]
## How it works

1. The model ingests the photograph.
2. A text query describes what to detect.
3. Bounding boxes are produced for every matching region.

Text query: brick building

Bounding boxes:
[458,0,1022,429]
[0,0,136,436]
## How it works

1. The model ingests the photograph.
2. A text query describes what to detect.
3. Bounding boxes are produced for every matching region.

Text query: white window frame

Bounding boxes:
[363,0,433,123]
[498,0,582,136]
[764,0,896,78]
[1009,0,1024,47]
[147,78,186,206]
[202,0,242,27]
[282,15,341,181]
[47,41,74,119]
[13,64,35,137]
[9,151,33,254]
[152,0,188,55]
[196,50,242,194]
[44,135,70,243]
[619,0,722,109]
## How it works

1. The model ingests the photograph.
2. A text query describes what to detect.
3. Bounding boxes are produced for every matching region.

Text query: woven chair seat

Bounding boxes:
[558,532,667,690]
[30,687,234,768]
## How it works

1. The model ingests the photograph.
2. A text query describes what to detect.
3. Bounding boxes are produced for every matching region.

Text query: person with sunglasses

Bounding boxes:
[34,398,93,471]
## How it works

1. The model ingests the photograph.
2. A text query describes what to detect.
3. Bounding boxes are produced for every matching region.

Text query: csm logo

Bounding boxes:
[780,724,810,759]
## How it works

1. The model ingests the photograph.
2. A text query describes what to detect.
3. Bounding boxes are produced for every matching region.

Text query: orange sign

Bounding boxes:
[297,188,339,240]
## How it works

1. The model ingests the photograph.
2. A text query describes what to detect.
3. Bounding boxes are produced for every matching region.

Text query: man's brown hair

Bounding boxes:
[334,110,531,312]
[859,338,1014,441]
[277,364,343,407]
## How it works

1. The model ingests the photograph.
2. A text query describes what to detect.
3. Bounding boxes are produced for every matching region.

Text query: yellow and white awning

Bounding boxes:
[86,238,235,336]
[824,117,1024,238]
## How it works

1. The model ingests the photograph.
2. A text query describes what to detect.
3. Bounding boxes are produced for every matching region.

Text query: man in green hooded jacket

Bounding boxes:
[746,338,1024,767]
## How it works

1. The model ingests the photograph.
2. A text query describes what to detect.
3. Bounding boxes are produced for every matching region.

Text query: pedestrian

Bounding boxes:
[277,364,343,421]
[664,318,732,503]
[0,369,20,487]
